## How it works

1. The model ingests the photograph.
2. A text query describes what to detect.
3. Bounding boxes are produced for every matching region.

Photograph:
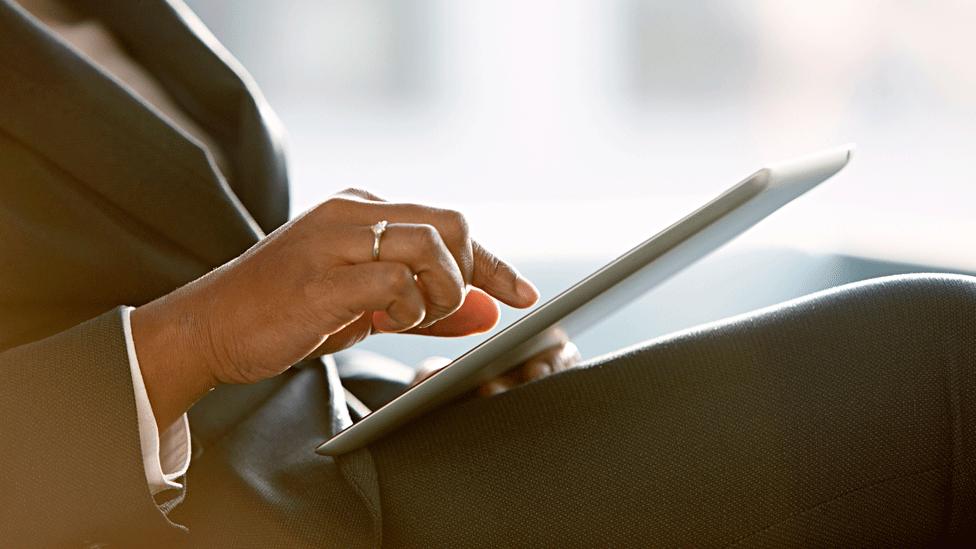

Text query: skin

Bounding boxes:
[132,189,579,431]
[11,0,581,434]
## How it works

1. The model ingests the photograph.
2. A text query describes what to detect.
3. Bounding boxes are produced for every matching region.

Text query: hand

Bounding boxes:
[131,189,540,429]
[413,341,581,397]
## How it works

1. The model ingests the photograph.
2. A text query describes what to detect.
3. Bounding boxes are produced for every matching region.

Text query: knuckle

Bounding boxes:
[438,208,470,241]
[487,255,518,287]
[429,280,464,316]
[412,223,442,249]
[445,283,465,311]
[386,264,415,293]
[407,303,426,324]
[392,299,425,328]
[485,254,504,278]
[338,187,372,199]
[315,196,354,219]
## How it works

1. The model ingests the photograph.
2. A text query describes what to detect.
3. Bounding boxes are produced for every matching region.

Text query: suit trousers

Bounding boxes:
[177,274,976,547]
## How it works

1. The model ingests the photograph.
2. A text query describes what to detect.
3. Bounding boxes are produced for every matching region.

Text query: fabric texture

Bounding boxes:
[3,0,976,546]
[0,307,188,546]
[0,0,374,544]
[371,274,976,547]
[172,364,380,549]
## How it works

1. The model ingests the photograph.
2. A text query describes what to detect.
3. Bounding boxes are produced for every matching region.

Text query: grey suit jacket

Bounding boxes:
[0,1,377,546]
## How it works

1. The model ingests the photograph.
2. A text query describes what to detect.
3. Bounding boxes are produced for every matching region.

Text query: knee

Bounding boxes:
[839,273,976,339]
[857,273,976,308]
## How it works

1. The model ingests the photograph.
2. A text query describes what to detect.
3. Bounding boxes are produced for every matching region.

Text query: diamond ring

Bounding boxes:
[371,220,388,261]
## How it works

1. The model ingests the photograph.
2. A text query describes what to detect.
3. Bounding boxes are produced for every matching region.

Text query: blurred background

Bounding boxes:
[187,0,976,365]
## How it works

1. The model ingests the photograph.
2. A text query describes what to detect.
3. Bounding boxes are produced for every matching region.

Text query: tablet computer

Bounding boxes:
[316,145,854,456]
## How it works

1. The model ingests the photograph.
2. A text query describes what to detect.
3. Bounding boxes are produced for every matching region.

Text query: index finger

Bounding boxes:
[321,191,540,308]
[470,241,539,308]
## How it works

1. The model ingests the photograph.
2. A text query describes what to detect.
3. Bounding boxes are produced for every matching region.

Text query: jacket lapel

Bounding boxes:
[0,0,275,267]
[79,0,292,234]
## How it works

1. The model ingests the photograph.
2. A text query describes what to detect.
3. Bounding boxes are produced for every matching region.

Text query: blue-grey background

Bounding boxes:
[186,0,976,366]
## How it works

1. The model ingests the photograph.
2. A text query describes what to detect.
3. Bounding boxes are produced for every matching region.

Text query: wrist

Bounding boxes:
[131,290,220,430]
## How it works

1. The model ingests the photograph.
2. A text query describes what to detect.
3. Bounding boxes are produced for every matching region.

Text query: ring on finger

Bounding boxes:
[371,220,389,261]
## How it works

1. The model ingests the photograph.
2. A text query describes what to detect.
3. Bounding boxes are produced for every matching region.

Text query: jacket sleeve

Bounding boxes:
[0,306,188,546]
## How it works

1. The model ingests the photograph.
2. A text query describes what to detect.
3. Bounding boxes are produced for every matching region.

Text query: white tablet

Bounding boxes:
[316,145,854,456]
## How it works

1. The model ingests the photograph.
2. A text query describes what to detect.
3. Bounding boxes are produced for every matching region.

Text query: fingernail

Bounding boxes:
[515,277,539,304]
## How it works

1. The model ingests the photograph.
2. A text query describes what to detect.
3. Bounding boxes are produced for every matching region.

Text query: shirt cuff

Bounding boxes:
[121,306,191,496]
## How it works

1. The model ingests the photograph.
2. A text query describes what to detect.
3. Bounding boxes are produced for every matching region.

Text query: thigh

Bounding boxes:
[371,274,976,547]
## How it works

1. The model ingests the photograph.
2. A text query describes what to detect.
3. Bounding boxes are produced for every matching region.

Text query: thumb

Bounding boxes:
[405,287,500,337]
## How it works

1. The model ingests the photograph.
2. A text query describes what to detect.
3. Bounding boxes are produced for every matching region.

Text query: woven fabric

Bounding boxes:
[370,274,976,547]
[0,308,187,546]
[173,364,379,549]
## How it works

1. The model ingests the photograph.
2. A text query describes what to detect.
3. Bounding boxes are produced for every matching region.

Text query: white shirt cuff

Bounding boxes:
[121,306,191,496]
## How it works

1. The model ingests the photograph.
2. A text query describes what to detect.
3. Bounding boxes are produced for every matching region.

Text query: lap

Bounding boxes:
[371,274,976,547]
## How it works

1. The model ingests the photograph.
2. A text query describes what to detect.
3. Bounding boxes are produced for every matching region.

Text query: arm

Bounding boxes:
[131,189,542,430]
[0,189,546,544]
[0,308,187,546]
